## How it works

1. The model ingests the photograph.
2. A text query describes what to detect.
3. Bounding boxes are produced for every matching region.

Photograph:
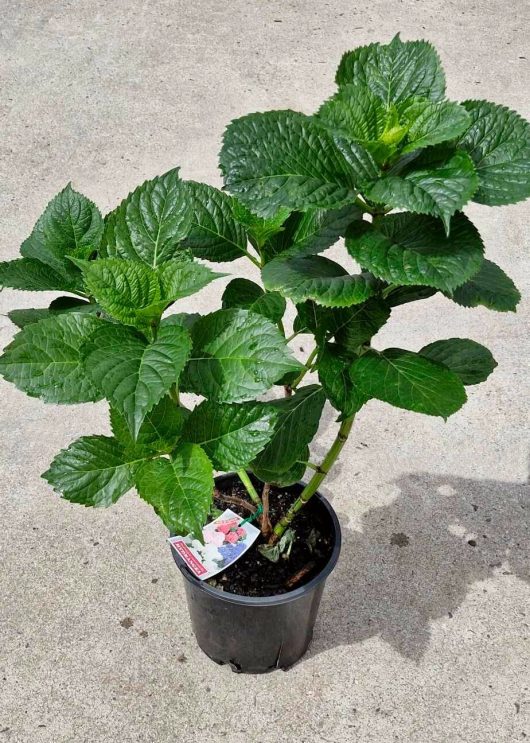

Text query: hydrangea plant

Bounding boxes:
[1,35,528,548]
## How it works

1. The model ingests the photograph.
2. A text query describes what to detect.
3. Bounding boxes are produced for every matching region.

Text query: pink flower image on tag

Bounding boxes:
[168,509,260,581]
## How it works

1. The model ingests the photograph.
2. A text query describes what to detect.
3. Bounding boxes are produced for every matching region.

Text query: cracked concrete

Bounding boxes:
[0,1,529,741]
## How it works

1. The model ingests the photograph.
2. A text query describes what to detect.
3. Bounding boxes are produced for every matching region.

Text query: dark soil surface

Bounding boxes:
[206,479,334,597]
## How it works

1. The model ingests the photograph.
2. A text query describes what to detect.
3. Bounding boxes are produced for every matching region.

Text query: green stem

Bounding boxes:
[271,415,355,540]
[237,469,262,507]
[243,249,262,268]
[290,346,318,390]
[169,386,180,405]
[285,329,301,344]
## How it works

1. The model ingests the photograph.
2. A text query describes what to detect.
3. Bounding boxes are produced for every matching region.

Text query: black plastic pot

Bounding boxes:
[171,474,341,673]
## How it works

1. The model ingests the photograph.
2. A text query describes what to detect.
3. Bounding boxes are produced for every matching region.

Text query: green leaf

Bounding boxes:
[180,181,248,262]
[336,35,446,105]
[350,348,467,418]
[448,259,520,312]
[331,297,391,353]
[220,110,368,217]
[367,151,478,232]
[183,309,302,402]
[221,278,286,323]
[399,99,471,154]
[7,297,95,329]
[251,385,326,474]
[80,258,220,331]
[135,443,214,539]
[316,84,395,162]
[262,255,377,307]
[82,322,191,438]
[103,169,192,266]
[252,449,309,487]
[263,205,361,262]
[20,185,103,274]
[232,201,290,250]
[384,285,437,307]
[419,338,497,385]
[318,344,367,419]
[293,300,329,342]
[160,312,201,330]
[458,100,530,206]
[0,258,83,293]
[110,395,189,454]
[346,212,484,293]
[258,528,295,562]
[182,400,278,470]
[0,314,103,403]
[42,435,143,507]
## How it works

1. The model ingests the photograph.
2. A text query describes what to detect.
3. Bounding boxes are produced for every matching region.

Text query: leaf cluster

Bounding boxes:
[0,35,527,538]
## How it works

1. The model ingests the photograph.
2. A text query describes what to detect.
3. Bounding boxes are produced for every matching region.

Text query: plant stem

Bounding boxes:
[169,386,180,405]
[243,250,262,268]
[285,329,301,343]
[260,482,272,537]
[271,415,355,541]
[290,346,318,390]
[236,469,262,506]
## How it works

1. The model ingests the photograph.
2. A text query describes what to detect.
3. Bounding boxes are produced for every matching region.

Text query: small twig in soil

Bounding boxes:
[285,561,316,590]
[214,489,256,515]
[260,483,272,537]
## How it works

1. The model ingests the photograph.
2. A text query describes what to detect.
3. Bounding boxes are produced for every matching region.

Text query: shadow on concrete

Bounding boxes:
[309,470,529,662]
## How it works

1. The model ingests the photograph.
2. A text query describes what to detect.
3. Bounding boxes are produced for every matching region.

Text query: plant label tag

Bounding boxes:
[168,509,260,581]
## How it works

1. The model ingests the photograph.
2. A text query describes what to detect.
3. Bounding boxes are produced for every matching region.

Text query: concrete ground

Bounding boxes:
[1,1,529,741]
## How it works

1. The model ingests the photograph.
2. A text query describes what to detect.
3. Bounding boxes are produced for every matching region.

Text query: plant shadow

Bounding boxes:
[307,469,530,662]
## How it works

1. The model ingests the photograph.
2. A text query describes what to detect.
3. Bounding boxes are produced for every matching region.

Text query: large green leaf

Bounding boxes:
[350,348,467,418]
[367,151,478,232]
[221,278,286,323]
[336,35,446,105]
[182,400,278,470]
[42,435,144,507]
[262,254,377,307]
[220,110,375,217]
[419,338,497,385]
[8,297,97,329]
[318,344,367,419]
[110,395,189,454]
[135,443,214,539]
[103,169,192,266]
[80,258,220,331]
[346,212,484,293]
[20,185,103,274]
[448,259,520,312]
[82,322,191,438]
[458,100,530,206]
[0,258,84,293]
[183,309,302,402]
[251,385,326,474]
[0,314,103,403]
[400,99,471,154]
[180,181,248,262]
[263,205,361,262]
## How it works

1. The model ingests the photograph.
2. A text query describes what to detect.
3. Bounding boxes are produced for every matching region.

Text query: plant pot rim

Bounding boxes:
[171,473,342,606]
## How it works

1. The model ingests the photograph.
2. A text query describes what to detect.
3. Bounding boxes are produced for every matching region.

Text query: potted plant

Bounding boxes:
[1,35,528,673]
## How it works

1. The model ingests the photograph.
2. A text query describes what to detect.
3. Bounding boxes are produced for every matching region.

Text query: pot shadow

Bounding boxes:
[307,469,530,662]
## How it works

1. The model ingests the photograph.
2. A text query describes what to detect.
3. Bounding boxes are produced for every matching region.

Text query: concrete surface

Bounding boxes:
[1,1,529,741]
